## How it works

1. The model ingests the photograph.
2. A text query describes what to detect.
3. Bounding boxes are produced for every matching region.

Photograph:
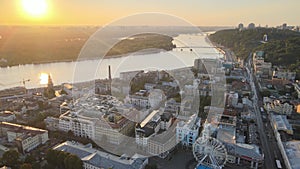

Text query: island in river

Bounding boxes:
[0,26,175,67]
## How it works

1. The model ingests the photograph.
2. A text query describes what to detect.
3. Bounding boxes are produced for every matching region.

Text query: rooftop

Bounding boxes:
[53,141,147,169]
[271,114,293,132]
[284,140,300,169]
[217,127,236,144]
[149,120,177,144]
[0,111,14,117]
[0,122,47,135]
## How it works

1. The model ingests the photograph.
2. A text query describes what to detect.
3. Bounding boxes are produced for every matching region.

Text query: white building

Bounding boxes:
[264,97,293,115]
[0,111,16,122]
[125,93,150,109]
[294,83,300,99]
[283,141,300,169]
[164,99,181,114]
[270,114,293,135]
[135,110,175,158]
[273,70,296,81]
[58,95,135,145]
[59,111,96,139]
[147,122,177,158]
[175,114,200,147]
[53,141,148,169]
[0,122,48,153]
[227,92,239,107]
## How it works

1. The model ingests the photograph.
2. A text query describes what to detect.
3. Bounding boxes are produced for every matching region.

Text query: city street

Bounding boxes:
[246,55,283,169]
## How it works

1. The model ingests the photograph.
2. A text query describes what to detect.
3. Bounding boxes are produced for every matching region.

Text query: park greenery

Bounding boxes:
[209,28,300,79]
[106,33,175,57]
[45,149,83,169]
[0,150,40,169]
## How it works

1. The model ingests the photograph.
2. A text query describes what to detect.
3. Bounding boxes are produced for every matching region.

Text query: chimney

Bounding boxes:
[108,65,112,80]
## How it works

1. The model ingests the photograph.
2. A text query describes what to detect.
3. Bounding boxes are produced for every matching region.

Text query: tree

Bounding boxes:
[24,154,35,164]
[260,90,271,97]
[46,149,58,165]
[46,149,82,169]
[57,151,68,168]
[1,150,20,168]
[20,163,32,169]
[64,154,83,169]
[145,164,158,169]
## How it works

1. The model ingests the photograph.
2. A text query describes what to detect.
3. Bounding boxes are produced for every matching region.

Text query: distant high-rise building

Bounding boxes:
[282,23,287,30]
[238,23,244,30]
[248,23,255,29]
[263,34,268,42]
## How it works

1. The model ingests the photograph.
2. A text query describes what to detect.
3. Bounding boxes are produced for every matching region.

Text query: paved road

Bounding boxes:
[224,49,236,62]
[246,56,280,169]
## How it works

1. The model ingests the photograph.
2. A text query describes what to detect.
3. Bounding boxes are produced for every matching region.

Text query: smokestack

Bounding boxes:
[108,65,112,80]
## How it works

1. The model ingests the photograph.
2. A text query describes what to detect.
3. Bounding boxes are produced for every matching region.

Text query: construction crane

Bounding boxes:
[21,79,30,94]
[2,79,31,95]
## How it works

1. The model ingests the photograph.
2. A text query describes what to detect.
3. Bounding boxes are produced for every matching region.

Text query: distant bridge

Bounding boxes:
[176,46,224,49]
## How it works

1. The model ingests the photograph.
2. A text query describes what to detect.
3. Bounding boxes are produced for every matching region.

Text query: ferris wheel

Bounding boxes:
[193,136,227,169]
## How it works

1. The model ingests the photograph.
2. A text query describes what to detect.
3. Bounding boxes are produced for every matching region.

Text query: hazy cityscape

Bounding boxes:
[0,1,300,169]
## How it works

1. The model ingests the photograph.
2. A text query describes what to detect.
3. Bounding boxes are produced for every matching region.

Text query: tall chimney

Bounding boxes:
[108,65,112,80]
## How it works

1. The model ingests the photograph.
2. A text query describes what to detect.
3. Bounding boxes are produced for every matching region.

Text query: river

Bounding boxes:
[0,33,223,90]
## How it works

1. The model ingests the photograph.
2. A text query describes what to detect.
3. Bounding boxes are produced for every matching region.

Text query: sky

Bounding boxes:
[0,0,299,26]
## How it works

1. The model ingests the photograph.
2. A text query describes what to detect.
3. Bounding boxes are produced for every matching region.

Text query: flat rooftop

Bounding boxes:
[53,141,147,169]
[271,114,293,132]
[284,140,300,169]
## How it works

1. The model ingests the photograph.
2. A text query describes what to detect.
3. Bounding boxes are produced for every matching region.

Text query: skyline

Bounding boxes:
[0,0,299,26]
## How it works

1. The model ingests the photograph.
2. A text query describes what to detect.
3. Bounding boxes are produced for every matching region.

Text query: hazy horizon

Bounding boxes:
[0,0,299,27]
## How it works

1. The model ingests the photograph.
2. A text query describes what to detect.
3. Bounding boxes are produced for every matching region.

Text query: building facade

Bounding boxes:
[176,114,200,147]
[0,122,48,153]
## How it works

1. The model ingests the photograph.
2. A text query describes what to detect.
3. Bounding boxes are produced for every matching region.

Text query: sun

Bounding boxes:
[39,73,49,85]
[21,0,48,18]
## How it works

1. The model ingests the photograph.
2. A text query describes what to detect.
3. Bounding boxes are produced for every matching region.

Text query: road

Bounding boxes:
[245,55,282,169]
[223,48,237,62]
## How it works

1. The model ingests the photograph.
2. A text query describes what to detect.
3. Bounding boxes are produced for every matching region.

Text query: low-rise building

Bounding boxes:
[253,51,272,79]
[53,141,148,169]
[58,95,135,145]
[0,111,16,122]
[273,70,296,81]
[59,111,96,139]
[0,122,48,153]
[135,110,175,158]
[264,97,293,115]
[135,110,161,147]
[176,114,200,147]
[227,91,239,107]
[147,122,177,158]
[44,116,59,131]
[270,114,293,135]
[164,99,181,114]
[283,141,300,169]
[294,82,300,99]
[0,145,9,158]
[125,92,150,109]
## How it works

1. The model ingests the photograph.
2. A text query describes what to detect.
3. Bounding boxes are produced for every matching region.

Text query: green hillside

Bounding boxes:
[209,28,300,79]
